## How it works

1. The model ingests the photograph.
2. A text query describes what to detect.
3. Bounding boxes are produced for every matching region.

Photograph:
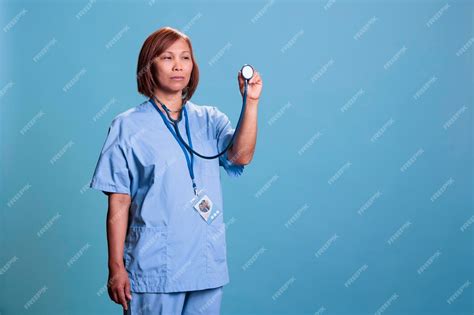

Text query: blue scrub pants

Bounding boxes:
[123,286,223,315]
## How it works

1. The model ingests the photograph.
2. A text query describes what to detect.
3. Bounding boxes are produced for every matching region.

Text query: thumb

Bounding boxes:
[237,71,244,89]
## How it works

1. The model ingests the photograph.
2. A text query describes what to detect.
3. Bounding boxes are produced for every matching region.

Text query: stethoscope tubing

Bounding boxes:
[160,79,250,160]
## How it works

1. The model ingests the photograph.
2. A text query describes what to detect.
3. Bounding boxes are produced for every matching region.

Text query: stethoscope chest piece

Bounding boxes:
[241,64,254,81]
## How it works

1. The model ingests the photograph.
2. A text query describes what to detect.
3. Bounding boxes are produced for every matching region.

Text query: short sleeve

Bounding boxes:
[212,106,245,178]
[90,118,131,195]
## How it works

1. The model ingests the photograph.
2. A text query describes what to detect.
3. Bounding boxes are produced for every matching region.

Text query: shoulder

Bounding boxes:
[104,100,154,144]
[109,99,153,129]
[113,99,151,122]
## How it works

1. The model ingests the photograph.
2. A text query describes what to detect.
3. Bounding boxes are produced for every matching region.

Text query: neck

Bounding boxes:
[153,89,184,112]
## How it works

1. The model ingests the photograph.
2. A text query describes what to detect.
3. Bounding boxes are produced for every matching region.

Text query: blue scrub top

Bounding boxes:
[90,99,245,293]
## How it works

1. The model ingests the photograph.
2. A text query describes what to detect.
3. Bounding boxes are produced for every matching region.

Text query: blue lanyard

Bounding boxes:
[149,98,198,195]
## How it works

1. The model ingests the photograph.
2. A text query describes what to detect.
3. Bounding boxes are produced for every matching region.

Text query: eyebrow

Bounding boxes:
[163,51,191,54]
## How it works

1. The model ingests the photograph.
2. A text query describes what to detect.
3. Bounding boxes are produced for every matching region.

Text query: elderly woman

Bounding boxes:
[90,26,262,315]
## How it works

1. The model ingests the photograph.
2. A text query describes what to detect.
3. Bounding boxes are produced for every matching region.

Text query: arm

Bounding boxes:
[228,69,263,165]
[227,98,259,165]
[106,193,132,311]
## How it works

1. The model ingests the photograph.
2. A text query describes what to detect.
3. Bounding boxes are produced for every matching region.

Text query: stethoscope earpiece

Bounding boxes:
[241,64,254,81]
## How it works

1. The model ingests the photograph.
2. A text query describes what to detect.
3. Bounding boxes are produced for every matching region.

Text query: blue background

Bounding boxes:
[0,0,473,314]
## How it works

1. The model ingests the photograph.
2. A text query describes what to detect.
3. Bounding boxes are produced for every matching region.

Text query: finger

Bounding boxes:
[255,71,261,81]
[125,281,132,301]
[237,71,244,91]
[237,71,244,84]
[110,288,118,304]
[250,71,261,84]
[117,287,128,310]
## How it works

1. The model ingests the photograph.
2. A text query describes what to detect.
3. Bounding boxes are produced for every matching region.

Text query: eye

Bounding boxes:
[162,56,171,59]
[183,56,190,59]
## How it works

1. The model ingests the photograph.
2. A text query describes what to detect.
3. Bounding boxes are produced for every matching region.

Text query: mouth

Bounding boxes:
[170,76,185,81]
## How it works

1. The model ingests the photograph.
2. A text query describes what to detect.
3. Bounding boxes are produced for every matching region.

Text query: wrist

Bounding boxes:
[108,259,125,271]
[246,97,259,106]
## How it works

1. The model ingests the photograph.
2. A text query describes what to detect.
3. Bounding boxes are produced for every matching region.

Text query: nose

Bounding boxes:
[173,59,183,71]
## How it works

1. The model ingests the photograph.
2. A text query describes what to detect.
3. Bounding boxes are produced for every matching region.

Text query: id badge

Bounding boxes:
[191,189,221,224]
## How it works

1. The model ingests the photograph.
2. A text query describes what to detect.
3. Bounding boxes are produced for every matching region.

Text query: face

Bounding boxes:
[154,38,193,94]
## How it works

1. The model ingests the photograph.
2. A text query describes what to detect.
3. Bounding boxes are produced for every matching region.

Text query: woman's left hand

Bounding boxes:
[238,68,263,102]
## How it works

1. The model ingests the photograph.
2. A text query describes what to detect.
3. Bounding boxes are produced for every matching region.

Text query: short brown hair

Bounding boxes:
[136,27,199,103]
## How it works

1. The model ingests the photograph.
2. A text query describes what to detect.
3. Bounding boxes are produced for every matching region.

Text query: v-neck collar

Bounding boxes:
[149,99,190,124]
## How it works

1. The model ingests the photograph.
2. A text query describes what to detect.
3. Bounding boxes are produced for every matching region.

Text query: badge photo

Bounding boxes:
[190,189,221,224]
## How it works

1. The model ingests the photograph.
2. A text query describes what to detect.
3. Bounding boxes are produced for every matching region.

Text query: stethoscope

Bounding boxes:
[153,64,255,160]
